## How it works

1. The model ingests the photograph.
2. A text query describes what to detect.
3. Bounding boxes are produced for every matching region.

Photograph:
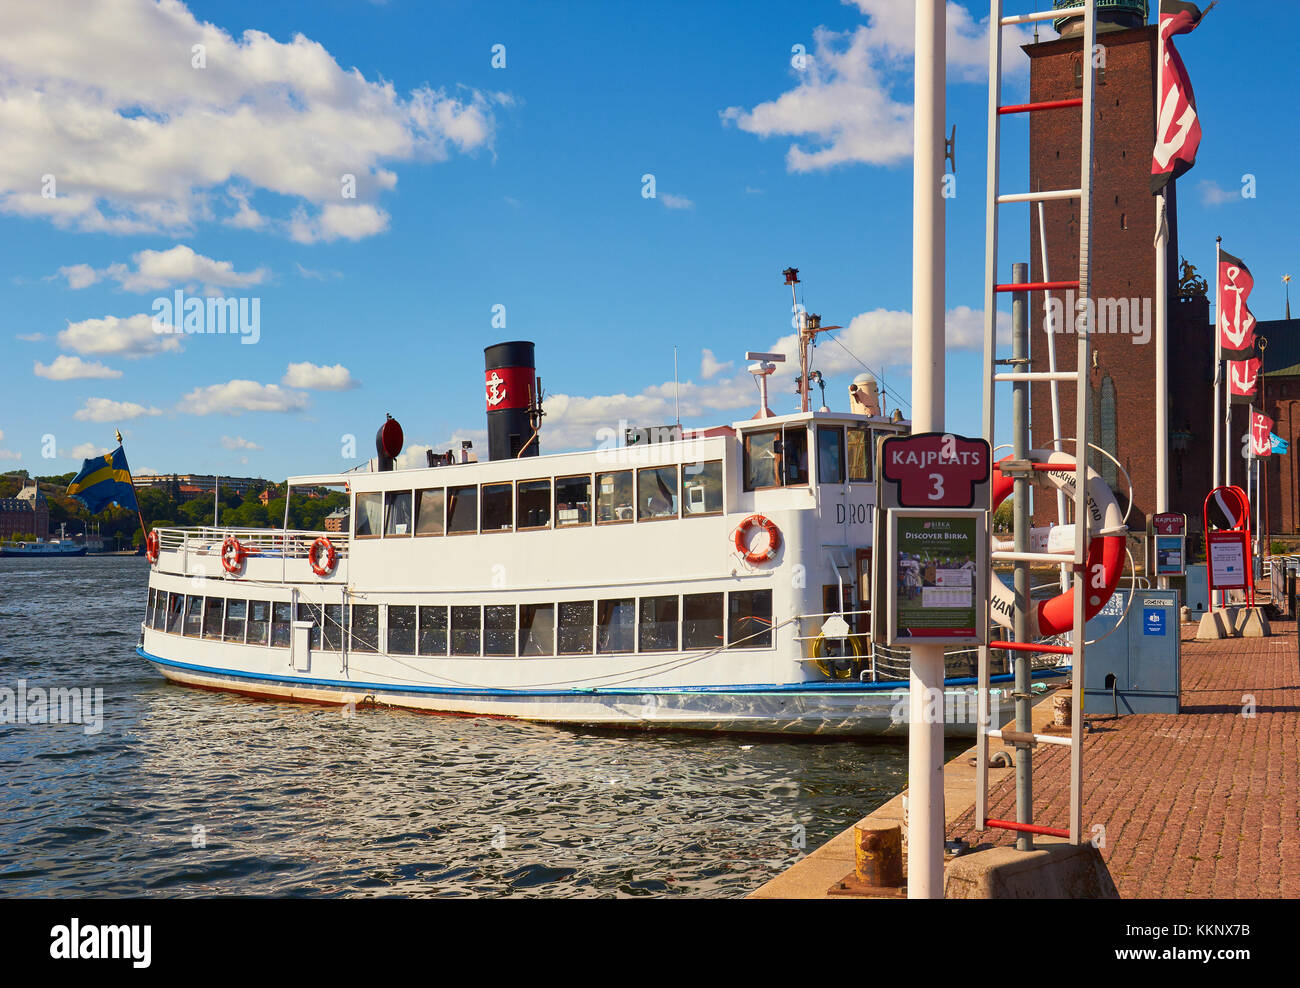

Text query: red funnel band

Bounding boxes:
[485,366,533,412]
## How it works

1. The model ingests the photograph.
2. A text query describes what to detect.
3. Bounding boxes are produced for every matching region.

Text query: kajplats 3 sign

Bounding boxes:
[886,510,988,646]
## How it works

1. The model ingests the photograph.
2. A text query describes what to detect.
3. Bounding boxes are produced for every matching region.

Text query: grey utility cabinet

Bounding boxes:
[1081,588,1180,715]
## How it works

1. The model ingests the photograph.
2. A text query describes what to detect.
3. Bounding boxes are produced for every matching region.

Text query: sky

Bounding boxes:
[0,0,1294,480]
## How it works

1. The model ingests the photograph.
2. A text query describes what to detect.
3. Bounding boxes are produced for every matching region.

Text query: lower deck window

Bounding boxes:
[419,605,448,655]
[167,593,185,634]
[271,602,292,647]
[323,604,345,651]
[183,595,203,638]
[558,601,594,655]
[520,604,554,656]
[728,589,773,649]
[247,600,271,646]
[483,604,516,655]
[223,599,247,642]
[202,597,223,640]
[683,593,724,649]
[597,598,635,653]
[388,605,416,655]
[297,603,322,649]
[639,596,679,652]
[351,604,379,652]
[451,605,481,655]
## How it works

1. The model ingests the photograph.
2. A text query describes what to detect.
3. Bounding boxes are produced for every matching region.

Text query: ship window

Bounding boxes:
[384,490,413,537]
[555,475,593,527]
[597,598,636,653]
[323,604,346,651]
[296,603,322,649]
[682,460,724,516]
[743,429,781,490]
[517,480,552,530]
[223,598,247,642]
[167,593,185,634]
[247,600,271,646]
[558,601,595,655]
[783,426,809,485]
[183,595,202,637]
[817,426,846,485]
[351,605,379,653]
[447,486,478,535]
[388,605,416,655]
[683,593,724,649]
[146,588,156,627]
[418,605,448,655]
[481,483,514,533]
[271,602,292,647]
[728,589,773,649]
[355,493,382,538]
[451,605,482,655]
[847,426,871,482]
[415,488,445,536]
[637,467,679,520]
[520,603,555,656]
[202,597,223,640]
[150,590,165,630]
[484,604,516,655]
[596,471,634,524]
[639,595,679,652]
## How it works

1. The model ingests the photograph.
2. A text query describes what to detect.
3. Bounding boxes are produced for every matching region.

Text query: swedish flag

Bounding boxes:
[67,445,139,513]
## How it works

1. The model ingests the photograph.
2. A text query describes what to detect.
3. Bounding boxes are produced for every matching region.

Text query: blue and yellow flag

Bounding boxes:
[67,445,138,513]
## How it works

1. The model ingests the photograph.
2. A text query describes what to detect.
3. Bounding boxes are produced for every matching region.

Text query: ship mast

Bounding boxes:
[784,267,840,413]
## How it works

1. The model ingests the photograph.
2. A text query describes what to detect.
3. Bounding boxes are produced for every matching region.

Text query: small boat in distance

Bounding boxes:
[137,335,1069,735]
[0,539,87,557]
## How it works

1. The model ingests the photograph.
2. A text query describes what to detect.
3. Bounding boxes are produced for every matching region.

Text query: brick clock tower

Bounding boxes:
[1026,4,1214,531]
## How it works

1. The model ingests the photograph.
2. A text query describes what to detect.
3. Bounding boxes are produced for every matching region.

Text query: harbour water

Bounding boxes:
[0,556,961,897]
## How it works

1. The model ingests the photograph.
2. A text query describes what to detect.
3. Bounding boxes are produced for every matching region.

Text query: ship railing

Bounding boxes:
[867,636,1071,684]
[151,526,350,560]
[793,609,876,679]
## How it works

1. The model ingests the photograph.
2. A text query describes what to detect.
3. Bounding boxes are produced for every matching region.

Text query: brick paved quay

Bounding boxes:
[948,618,1300,898]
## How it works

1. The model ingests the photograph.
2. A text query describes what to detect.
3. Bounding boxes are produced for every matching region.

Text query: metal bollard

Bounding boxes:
[855,824,904,887]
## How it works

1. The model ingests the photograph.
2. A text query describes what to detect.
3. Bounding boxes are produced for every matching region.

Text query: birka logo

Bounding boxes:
[881,433,990,509]
[484,366,532,411]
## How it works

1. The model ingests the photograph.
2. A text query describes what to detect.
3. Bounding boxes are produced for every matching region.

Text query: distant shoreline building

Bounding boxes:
[0,484,49,539]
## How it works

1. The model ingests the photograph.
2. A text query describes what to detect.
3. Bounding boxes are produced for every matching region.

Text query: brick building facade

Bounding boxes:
[0,484,49,540]
[1026,20,1215,532]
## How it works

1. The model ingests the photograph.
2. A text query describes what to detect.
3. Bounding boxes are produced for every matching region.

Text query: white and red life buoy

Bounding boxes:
[145,529,160,565]
[734,514,781,564]
[220,535,247,575]
[309,536,337,577]
[989,450,1126,638]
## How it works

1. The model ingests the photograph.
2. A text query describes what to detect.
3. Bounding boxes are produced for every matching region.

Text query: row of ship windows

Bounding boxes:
[144,587,775,656]
[355,460,725,538]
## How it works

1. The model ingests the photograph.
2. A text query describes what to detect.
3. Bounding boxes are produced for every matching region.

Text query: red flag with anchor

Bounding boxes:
[1218,249,1257,359]
[1151,1,1210,195]
[1251,412,1274,457]
[1228,357,1261,402]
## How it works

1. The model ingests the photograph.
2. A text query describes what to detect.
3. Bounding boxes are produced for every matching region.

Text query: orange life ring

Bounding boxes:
[145,529,160,564]
[989,450,1126,637]
[220,535,247,575]
[734,514,781,564]
[309,536,337,577]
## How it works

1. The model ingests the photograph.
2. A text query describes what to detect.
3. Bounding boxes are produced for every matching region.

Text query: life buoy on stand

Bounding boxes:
[309,536,337,577]
[989,450,1126,637]
[733,514,781,564]
[145,529,160,564]
[220,535,247,576]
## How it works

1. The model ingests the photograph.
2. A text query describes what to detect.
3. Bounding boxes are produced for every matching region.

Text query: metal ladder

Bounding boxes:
[976,0,1098,845]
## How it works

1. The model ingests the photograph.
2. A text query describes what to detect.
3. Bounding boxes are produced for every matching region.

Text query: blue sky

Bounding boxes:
[0,0,1293,480]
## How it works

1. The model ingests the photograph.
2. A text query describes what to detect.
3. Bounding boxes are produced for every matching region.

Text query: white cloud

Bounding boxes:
[220,435,262,451]
[0,449,20,461]
[15,332,45,342]
[660,193,694,210]
[700,348,734,379]
[394,432,487,470]
[282,361,358,390]
[0,1,508,237]
[179,380,311,415]
[33,355,123,380]
[58,245,269,293]
[74,397,165,422]
[60,442,109,459]
[1197,180,1241,207]
[58,313,181,358]
[288,203,391,244]
[721,1,1028,172]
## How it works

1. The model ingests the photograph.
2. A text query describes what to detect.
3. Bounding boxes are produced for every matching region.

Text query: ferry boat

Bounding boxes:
[0,539,87,557]
[137,340,1070,735]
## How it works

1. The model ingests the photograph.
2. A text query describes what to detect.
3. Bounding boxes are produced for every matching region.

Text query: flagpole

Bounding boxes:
[1155,194,1169,590]
[115,428,149,551]
[1213,237,1222,493]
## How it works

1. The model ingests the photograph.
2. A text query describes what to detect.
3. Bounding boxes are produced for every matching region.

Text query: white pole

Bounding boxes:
[1212,238,1222,607]
[1155,191,1169,590]
[908,0,946,900]
[1037,203,1069,594]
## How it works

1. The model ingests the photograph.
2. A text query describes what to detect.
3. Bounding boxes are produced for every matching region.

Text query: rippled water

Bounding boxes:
[0,556,960,897]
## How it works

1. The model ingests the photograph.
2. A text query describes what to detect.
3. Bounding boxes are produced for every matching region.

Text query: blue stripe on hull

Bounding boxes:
[137,646,1068,698]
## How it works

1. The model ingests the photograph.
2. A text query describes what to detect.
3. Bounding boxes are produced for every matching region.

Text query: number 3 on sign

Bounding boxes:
[928,473,945,500]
